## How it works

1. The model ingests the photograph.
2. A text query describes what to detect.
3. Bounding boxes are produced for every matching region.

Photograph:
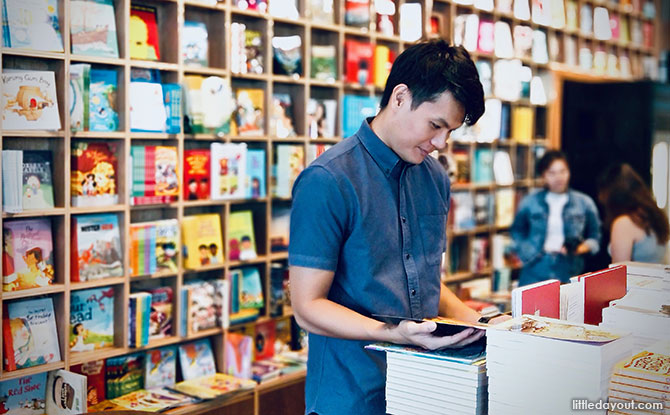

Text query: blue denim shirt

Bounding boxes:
[289,119,450,415]
[509,188,601,271]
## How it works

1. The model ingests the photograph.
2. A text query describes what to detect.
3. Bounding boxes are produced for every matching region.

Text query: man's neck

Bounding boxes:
[369,110,393,149]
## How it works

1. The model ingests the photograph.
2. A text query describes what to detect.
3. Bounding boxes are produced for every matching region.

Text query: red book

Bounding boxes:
[183,149,211,201]
[576,264,627,325]
[512,279,560,319]
[71,359,106,406]
[344,39,374,85]
[254,320,276,361]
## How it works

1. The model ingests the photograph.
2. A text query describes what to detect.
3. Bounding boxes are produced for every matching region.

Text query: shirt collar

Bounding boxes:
[356,117,404,178]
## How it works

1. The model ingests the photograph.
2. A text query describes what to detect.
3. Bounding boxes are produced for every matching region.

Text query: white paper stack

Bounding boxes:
[487,316,633,415]
[367,342,489,415]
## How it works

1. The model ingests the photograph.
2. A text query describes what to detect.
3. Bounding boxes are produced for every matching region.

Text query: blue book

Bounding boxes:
[145,346,177,389]
[246,148,266,199]
[240,267,263,309]
[89,68,119,131]
[163,83,182,134]
[0,373,47,412]
[473,148,494,184]
[70,287,115,352]
[342,94,378,138]
[178,339,216,381]
[182,21,208,67]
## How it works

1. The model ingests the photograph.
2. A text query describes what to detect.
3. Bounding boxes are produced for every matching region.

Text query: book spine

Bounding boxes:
[149,224,157,275]
[2,313,16,371]
[129,296,136,347]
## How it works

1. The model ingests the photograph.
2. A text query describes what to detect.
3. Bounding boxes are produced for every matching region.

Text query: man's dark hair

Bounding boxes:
[379,40,485,126]
[536,150,568,176]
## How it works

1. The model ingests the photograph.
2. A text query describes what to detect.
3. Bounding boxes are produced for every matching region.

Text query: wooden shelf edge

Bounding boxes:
[0,361,65,381]
[70,276,127,291]
[1,284,66,300]
[2,208,67,218]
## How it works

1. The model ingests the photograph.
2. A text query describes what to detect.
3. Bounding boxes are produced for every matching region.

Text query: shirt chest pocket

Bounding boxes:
[418,214,447,265]
[565,211,586,234]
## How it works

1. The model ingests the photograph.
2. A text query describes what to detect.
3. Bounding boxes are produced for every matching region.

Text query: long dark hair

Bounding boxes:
[598,163,669,244]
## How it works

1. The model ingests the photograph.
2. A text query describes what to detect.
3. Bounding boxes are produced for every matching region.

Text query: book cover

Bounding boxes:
[210,142,248,200]
[495,189,515,227]
[310,45,337,82]
[305,0,334,24]
[3,151,24,213]
[224,333,253,379]
[306,144,332,164]
[2,218,54,291]
[88,68,119,132]
[145,346,177,389]
[71,213,123,281]
[476,19,494,53]
[490,315,626,343]
[69,287,114,352]
[0,373,47,415]
[578,265,627,325]
[130,4,160,60]
[270,93,296,138]
[71,141,119,207]
[228,211,257,261]
[155,146,179,198]
[147,286,173,339]
[3,0,63,51]
[70,360,105,406]
[244,29,264,74]
[181,214,224,269]
[21,151,54,210]
[342,94,378,138]
[110,388,193,412]
[172,373,256,400]
[373,44,392,89]
[185,280,217,332]
[178,339,216,381]
[129,82,166,132]
[45,370,87,415]
[162,83,181,134]
[183,21,209,67]
[270,207,290,252]
[271,35,302,76]
[2,70,61,130]
[105,353,144,399]
[344,39,373,85]
[251,360,282,383]
[255,320,276,360]
[240,267,264,309]
[154,220,178,274]
[70,0,119,58]
[344,0,370,27]
[613,348,670,384]
[128,292,151,348]
[307,99,336,139]
[3,297,61,371]
[235,89,264,136]
[512,279,560,319]
[246,148,266,199]
[273,144,304,198]
[184,149,211,201]
[365,342,486,364]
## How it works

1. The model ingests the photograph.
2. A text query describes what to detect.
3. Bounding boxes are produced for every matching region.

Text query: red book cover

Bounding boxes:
[578,264,627,325]
[130,5,161,60]
[71,359,106,406]
[477,19,494,54]
[184,149,211,201]
[344,39,374,85]
[610,14,620,40]
[642,22,653,48]
[254,320,276,361]
[515,279,560,319]
[2,306,16,371]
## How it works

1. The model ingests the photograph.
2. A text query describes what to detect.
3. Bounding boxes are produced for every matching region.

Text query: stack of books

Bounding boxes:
[366,342,488,415]
[486,316,633,415]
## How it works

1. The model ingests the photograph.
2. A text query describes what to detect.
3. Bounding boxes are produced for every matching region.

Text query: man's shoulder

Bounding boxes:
[308,136,361,172]
[569,189,597,207]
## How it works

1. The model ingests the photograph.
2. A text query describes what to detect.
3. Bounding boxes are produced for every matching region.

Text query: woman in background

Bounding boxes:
[598,163,669,264]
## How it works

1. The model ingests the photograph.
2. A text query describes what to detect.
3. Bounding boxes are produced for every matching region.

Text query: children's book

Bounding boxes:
[273,144,304,198]
[148,287,173,338]
[128,292,151,348]
[183,75,234,134]
[235,89,264,136]
[129,82,166,132]
[183,21,209,67]
[0,373,47,415]
[21,151,55,210]
[345,0,370,27]
[155,219,179,274]
[88,68,119,132]
[184,280,217,332]
[3,297,61,371]
[71,141,119,207]
[70,0,119,58]
[307,99,337,139]
[1,70,61,130]
[144,346,177,389]
[69,287,115,352]
[269,208,290,253]
[110,388,194,412]
[344,39,373,85]
[2,218,54,291]
[69,64,90,132]
[224,333,253,379]
[184,149,211,201]
[210,142,248,200]
[342,94,378,138]
[228,211,257,261]
[305,0,334,23]
[105,353,144,399]
[155,146,180,198]
[162,83,181,134]
[270,93,296,138]
[172,374,256,400]
[310,45,337,82]
[246,148,265,199]
[45,369,87,415]
[181,214,224,269]
[271,36,302,76]
[2,0,63,51]
[178,339,216,381]
[71,213,123,281]
[240,267,264,309]
[70,359,105,406]
[254,320,276,360]
[130,4,160,60]
[2,150,23,213]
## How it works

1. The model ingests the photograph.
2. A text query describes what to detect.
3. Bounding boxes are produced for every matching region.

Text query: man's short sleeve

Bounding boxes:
[289,166,349,271]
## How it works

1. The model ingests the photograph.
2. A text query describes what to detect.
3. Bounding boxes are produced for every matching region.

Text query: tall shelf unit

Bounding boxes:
[0,0,661,414]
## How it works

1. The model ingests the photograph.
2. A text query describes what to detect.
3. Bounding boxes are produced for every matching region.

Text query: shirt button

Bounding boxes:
[411,289,416,296]
[401,217,406,223]
[405,254,410,260]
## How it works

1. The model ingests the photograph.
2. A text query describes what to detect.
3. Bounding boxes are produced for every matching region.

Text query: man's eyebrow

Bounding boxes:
[433,117,452,129]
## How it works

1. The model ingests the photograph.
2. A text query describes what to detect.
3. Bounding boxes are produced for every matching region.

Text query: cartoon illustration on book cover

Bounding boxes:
[71,142,118,207]
[2,71,61,130]
[2,219,54,292]
[156,221,178,273]
[178,339,215,380]
[144,347,176,389]
[69,287,115,352]
[154,147,179,197]
[72,214,123,281]
[22,151,54,210]
[0,373,46,415]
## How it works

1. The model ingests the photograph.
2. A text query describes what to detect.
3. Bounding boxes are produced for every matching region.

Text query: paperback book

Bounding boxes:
[181,214,224,269]
[71,141,119,207]
[69,287,115,352]
[144,346,177,389]
[45,369,87,415]
[2,0,63,51]
[130,4,160,60]
[178,339,216,381]
[1,70,61,130]
[70,0,119,58]
[2,218,54,291]
[0,373,47,415]
[71,213,123,281]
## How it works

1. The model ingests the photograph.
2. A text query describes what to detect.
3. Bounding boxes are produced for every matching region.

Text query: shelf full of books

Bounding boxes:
[0,0,661,412]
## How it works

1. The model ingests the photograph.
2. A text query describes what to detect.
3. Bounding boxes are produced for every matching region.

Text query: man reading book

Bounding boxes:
[289,40,508,415]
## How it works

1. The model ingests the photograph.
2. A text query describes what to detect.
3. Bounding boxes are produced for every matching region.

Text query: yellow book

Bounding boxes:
[373,45,391,89]
[613,349,670,384]
[182,214,224,269]
[227,210,257,261]
[511,106,534,143]
[172,373,257,400]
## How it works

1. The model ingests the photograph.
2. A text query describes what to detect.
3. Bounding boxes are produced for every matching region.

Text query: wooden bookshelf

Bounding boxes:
[0,0,661,413]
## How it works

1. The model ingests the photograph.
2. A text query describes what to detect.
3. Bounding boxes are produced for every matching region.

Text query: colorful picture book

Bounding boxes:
[2,0,63,51]
[69,287,114,352]
[344,39,373,85]
[310,45,337,82]
[184,75,234,135]
[270,93,296,138]
[129,81,167,132]
[2,218,54,292]
[272,144,304,198]
[130,4,160,60]
[246,148,266,199]
[0,373,47,415]
[71,214,123,282]
[130,145,179,205]
[178,339,216,381]
[172,373,256,400]
[128,292,151,348]
[255,320,276,360]
[270,207,290,252]
[88,68,119,132]
[163,83,182,134]
[184,149,211,201]
[342,94,378,138]
[70,0,119,57]
[46,369,87,415]
[228,211,257,261]
[272,35,302,76]
[1,70,61,130]
[108,388,194,412]
[345,0,370,27]
[210,142,247,200]
[71,141,119,207]
[181,214,224,269]
[70,359,106,406]
[230,24,264,75]
[307,99,337,139]
[129,219,179,276]
[234,89,264,136]
[145,346,177,389]
[3,150,56,212]
[148,287,173,339]
[3,297,61,371]
[106,353,144,399]
[240,267,264,309]
[224,332,253,379]
[183,21,209,67]
[69,64,90,132]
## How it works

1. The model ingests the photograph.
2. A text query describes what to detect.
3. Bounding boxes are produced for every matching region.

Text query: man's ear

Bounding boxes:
[390,84,411,109]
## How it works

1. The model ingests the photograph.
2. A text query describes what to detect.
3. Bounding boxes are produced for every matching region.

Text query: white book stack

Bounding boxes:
[366,343,488,415]
[487,316,633,415]
[612,261,670,293]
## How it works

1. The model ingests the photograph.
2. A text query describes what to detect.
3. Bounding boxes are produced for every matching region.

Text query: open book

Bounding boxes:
[372,314,488,337]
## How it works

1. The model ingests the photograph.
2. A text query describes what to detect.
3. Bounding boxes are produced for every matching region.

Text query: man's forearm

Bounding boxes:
[438,283,481,323]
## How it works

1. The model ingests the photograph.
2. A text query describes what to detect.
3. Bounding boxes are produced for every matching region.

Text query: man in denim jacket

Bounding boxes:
[508,150,601,286]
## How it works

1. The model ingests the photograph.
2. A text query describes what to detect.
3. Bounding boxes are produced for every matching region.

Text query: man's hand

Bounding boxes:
[391,320,485,350]
[487,314,512,325]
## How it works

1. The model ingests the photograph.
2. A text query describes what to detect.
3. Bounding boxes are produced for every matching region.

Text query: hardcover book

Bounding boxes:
[21,151,55,210]
[129,4,160,60]
[224,333,253,379]
[3,297,61,371]
[88,68,119,132]
[2,0,63,51]
[240,267,264,309]
[2,218,54,291]
[71,214,123,281]
[184,280,217,332]
[1,70,61,130]
[344,39,373,85]
[144,346,177,389]
[228,211,257,261]
[148,286,173,338]
[0,373,47,415]
[184,149,211,201]
[210,142,248,200]
[182,21,209,67]
[178,339,216,381]
[181,214,224,269]
[70,0,119,58]
[172,373,256,400]
[234,89,264,136]
[69,287,114,352]
[246,148,266,199]
[70,360,105,406]
[105,353,144,399]
[71,141,119,207]
[45,369,87,415]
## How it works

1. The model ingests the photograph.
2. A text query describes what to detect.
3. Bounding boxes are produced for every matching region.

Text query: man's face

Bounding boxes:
[387,90,465,164]
[543,159,570,193]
